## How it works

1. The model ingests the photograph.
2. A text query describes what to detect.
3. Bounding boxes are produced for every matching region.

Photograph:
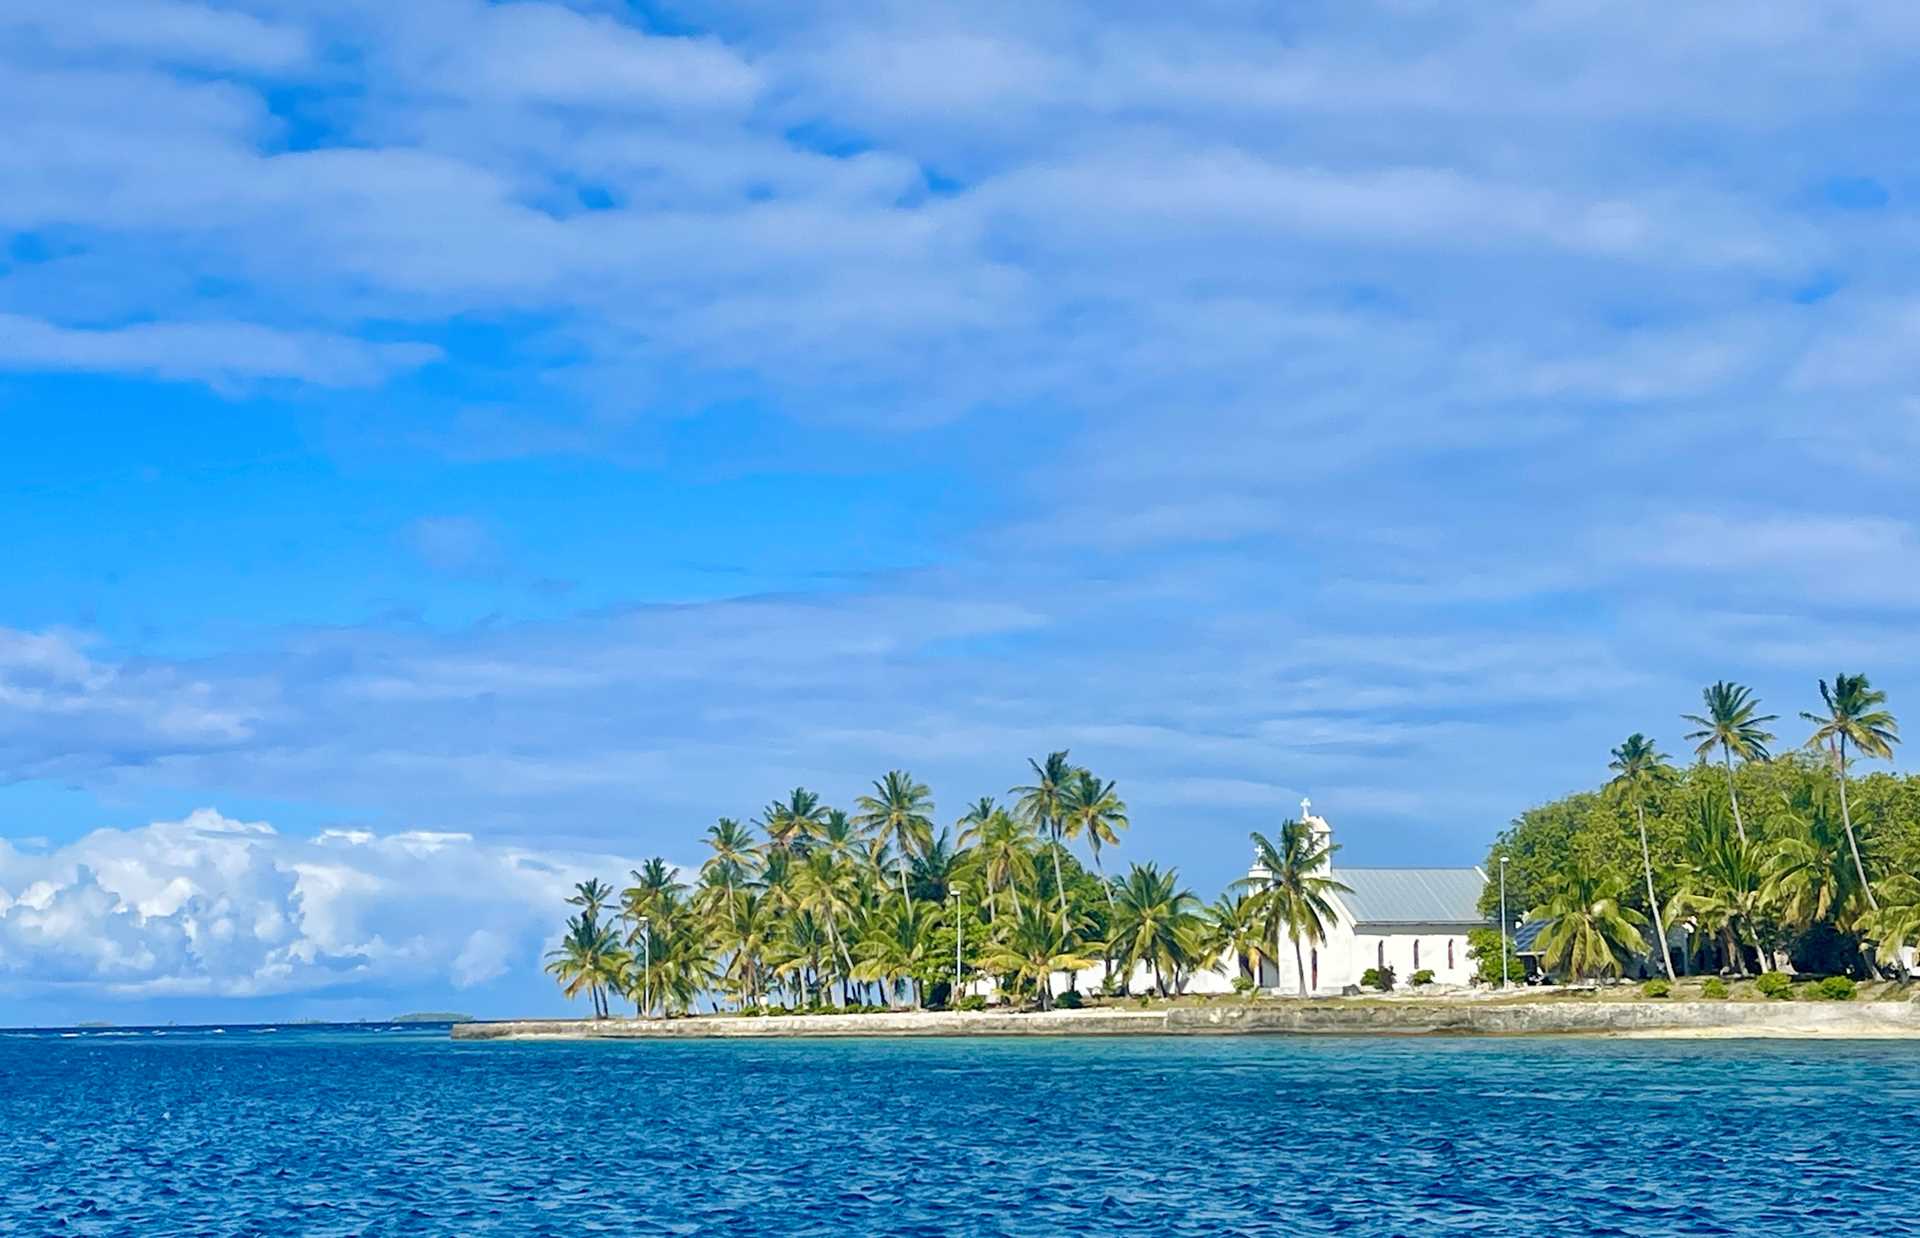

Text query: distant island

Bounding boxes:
[392,1012,476,1023]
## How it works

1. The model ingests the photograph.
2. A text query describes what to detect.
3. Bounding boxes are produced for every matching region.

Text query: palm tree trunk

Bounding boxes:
[1721,745,1747,843]
[1049,825,1069,926]
[1292,933,1308,998]
[1832,738,1879,910]
[1637,804,1676,979]
[898,855,912,906]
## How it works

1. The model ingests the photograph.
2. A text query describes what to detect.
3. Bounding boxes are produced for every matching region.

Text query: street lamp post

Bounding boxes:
[1498,856,1510,991]
[639,915,651,1018]
[952,885,964,1006]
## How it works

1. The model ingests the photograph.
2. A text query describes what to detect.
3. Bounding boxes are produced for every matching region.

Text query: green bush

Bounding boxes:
[1410,969,1435,987]
[1641,978,1672,999]
[1701,978,1729,1000]
[1466,926,1523,988]
[1360,966,1395,992]
[1755,971,1793,999]
[1055,989,1084,1010]
[1815,976,1857,1001]
[1231,976,1255,996]
[956,995,987,1012]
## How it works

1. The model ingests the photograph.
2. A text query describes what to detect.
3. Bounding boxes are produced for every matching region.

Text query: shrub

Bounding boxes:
[1410,969,1436,987]
[1815,976,1857,1001]
[1055,989,1084,1010]
[1641,978,1672,999]
[1134,994,1153,1008]
[956,995,987,1012]
[1360,966,1396,992]
[1755,971,1793,1000]
[1231,976,1255,996]
[1466,926,1523,987]
[1701,978,1729,1000]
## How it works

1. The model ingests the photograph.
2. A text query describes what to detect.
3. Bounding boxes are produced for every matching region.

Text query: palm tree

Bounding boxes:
[1200,892,1264,989]
[702,817,759,909]
[851,895,941,1008]
[958,801,1034,922]
[712,889,775,1008]
[628,897,713,1017]
[1864,876,1920,979]
[1608,733,1676,979]
[853,770,936,903]
[760,787,828,856]
[1060,771,1129,894]
[1012,751,1076,927]
[1682,681,1776,842]
[565,878,615,922]
[1766,783,1871,937]
[1239,820,1350,997]
[1527,863,1649,979]
[1107,863,1205,997]
[621,857,686,946]
[1801,674,1899,910]
[909,829,963,903]
[978,901,1095,1011]
[544,912,627,1018]
[1670,793,1773,974]
[795,849,861,1006]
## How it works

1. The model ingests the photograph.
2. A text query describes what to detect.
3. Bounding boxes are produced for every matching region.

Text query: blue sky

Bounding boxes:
[4,0,1919,1024]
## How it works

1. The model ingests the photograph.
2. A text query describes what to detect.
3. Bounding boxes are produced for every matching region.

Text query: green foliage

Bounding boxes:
[1755,971,1793,999]
[1483,702,1920,983]
[956,995,988,1012]
[1701,977,1729,999]
[1465,927,1522,987]
[1815,975,1858,1001]
[1409,969,1435,987]
[1231,975,1255,996]
[1054,989,1084,1009]
[1360,966,1395,992]
[1640,978,1671,998]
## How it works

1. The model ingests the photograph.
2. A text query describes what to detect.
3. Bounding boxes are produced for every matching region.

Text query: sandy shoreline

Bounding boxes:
[452,1000,1920,1042]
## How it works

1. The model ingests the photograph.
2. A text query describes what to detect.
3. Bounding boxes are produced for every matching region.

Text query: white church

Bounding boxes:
[1073,800,1491,997]
[1242,800,1488,995]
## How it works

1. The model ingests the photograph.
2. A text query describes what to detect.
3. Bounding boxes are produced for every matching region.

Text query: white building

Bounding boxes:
[1055,800,1491,998]
[1235,802,1489,995]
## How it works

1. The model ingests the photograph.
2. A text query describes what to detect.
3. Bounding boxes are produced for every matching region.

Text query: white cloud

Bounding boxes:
[0,315,440,389]
[0,809,640,999]
[0,0,310,71]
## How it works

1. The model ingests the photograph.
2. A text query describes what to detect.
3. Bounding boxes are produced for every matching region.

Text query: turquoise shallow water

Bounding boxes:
[3,1026,1918,1236]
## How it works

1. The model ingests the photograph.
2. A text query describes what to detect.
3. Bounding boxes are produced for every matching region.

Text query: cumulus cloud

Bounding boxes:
[0,809,641,1000]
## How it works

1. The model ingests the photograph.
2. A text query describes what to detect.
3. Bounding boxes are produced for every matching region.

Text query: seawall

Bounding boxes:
[451,1000,1920,1042]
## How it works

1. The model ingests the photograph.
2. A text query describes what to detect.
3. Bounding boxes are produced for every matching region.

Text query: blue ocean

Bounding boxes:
[4,1025,1917,1235]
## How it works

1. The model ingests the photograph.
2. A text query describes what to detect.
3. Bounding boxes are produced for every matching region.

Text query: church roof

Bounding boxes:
[1331,867,1488,927]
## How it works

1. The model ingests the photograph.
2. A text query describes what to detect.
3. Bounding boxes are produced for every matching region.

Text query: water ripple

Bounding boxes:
[3,1030,1917,1235]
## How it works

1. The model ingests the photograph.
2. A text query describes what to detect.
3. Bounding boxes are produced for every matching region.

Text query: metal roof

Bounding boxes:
[1512,916,1553,953]
[1331,867,1489,927]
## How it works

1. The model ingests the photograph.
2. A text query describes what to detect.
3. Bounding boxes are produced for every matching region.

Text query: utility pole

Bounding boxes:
[952,885,964,1005]
[639,915,651,1018]
[1498,857,1510,991]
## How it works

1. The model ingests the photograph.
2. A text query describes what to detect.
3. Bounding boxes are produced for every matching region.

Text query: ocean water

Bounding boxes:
[4,1026,1918,1236]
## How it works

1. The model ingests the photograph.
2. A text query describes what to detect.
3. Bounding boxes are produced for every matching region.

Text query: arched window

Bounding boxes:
[1413,939,1421,970]
[1448,939,1455,970]
[1377,941,1385,971]
[1311,949,1319,992]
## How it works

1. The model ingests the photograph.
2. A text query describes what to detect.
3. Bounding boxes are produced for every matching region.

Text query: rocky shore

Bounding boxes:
[452,999,1920,1042]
